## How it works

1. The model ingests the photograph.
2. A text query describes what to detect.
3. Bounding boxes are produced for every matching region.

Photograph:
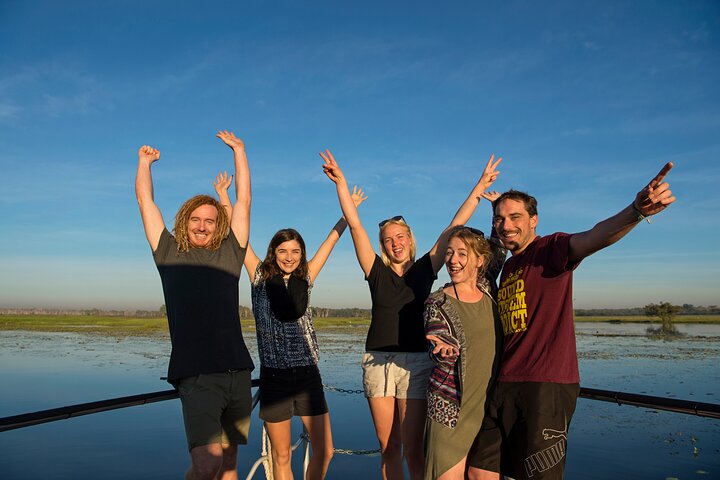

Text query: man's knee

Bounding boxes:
[187,444,224,480]
[221,444,239,471]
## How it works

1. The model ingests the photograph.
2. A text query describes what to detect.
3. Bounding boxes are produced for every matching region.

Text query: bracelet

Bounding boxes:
[631,202,652,224]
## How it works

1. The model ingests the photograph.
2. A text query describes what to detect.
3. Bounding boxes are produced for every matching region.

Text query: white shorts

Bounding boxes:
[361,351,433,399]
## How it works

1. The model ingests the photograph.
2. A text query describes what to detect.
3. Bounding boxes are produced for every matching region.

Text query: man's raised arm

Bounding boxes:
[135,145,165,251]
[569,162,676,263]
[216,131,250,248]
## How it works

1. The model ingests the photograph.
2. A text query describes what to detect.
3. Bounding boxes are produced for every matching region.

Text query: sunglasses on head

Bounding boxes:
[378,215,405,228]
[452,225,485,238]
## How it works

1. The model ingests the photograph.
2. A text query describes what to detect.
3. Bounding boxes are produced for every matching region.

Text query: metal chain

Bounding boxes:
[333,448,381,456]
[321,384,380,455]
[322,383,365,395]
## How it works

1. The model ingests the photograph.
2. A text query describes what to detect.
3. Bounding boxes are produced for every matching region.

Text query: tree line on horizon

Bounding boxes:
[574,303,719,316]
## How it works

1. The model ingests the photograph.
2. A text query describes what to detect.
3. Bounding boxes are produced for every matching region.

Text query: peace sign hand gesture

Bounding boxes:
[320,149,346,184]
[478,154,502,190]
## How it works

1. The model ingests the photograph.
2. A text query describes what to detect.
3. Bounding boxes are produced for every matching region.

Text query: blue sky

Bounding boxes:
[0,1,718,310]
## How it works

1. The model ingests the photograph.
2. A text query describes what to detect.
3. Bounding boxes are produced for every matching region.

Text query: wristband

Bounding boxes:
[631,202,652,224]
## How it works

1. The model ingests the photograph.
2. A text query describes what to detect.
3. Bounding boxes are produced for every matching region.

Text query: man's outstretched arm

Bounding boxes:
[569,162,676,263]
[217,131,250,248]
[135,145,166,251]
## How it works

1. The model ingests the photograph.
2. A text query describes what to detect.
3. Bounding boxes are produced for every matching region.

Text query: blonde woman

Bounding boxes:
[322,149,500,480]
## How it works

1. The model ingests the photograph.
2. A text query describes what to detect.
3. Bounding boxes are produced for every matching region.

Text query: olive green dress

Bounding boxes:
[424,295,496,479]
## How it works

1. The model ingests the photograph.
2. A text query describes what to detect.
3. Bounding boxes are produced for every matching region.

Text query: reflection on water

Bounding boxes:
[0,324,718,479]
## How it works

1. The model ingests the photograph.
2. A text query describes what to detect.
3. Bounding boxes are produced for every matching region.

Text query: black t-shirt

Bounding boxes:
[365,253,437,352]
[153,228,254,381]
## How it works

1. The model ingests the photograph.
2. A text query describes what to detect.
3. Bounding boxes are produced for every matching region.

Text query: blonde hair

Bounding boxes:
[448,226,492,280]
[173,195,229,252]
[378,218,417,268]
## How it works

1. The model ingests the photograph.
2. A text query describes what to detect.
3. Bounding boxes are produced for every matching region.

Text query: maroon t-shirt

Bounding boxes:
[497,233,581,384]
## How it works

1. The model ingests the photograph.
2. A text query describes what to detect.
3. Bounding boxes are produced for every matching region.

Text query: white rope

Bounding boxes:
[261,425,273,480]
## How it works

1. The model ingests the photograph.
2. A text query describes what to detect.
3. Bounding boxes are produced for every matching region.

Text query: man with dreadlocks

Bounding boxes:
[135,130,254,480]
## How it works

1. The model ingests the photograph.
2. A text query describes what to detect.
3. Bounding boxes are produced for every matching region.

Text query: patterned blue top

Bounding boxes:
[250,265,319,368]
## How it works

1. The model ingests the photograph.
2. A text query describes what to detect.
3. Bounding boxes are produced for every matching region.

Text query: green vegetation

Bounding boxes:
[575,304,720,316]
[644,302,682,334]
[312,317,370,328]
[573,315,720,324]
[0,315,169,334]
[2,313,718,337]
[0,315,370,335]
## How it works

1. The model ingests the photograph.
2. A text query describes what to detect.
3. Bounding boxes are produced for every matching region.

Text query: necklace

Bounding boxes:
[452,282,461,302]
[451,282,484,303]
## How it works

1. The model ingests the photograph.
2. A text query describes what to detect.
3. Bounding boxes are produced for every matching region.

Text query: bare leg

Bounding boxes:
[265,420,295,480]
[300,413,334,480]
[435,456,468,480]
[367,396,404,480]
[186,443,224,480]
[396,398,427,480]
[218,444,239,480]
[467,468,501,480]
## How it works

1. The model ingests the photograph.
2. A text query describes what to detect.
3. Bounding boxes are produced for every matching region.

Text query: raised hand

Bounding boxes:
[351,185,368,208]
[426,334,459,359]
[479,154,502,190]
[481,190,501,203]
[213,171,233,196]
[138,145,160,163]
[634,162,676,217]
[320,149,345,184]
[216,130,245,151]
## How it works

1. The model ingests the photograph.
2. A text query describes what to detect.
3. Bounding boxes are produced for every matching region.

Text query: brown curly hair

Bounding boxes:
[260,228,309,279]
[173,195,230,252]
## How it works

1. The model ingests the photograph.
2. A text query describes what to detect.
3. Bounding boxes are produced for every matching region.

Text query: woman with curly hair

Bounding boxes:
[322,149,501,480]
[423,226,505,480]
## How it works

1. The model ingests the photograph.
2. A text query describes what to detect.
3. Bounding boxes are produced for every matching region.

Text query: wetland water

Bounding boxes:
[0,323,718,479]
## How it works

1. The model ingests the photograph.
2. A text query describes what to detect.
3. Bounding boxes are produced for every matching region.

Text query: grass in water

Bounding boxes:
[574,315,720,324]
[0,315,370,335]
[2,314,717,335]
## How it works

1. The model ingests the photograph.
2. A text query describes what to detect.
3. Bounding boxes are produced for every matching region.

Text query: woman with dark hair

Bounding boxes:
[321,150,501,480]
[215,175,367,480]
[423,226,505,480]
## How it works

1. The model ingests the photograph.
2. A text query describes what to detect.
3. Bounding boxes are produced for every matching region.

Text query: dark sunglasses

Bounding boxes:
[452,225,485,238]
[378,215,405,228]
